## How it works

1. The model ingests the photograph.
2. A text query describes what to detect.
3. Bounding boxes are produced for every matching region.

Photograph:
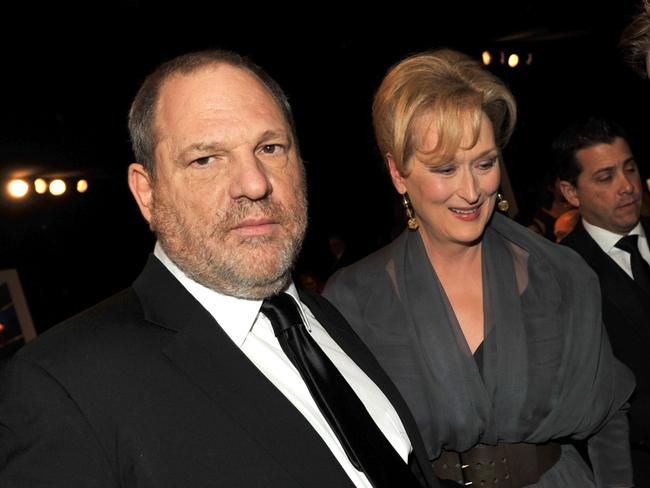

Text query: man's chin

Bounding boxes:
[208,265,291,300]
[232,274,292,300]
[207,245,297,299]
[611,218,641,235]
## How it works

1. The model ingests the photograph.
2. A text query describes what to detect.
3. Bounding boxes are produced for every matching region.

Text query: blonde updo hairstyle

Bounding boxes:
[373,49,517,175]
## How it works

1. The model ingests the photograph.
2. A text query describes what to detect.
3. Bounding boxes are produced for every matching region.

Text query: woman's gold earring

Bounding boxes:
[497,193,510,212]
[402,193,419,230]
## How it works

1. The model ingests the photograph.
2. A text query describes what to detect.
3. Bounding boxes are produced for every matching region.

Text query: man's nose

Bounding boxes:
[229,153,273,201]
[619,170,638,195]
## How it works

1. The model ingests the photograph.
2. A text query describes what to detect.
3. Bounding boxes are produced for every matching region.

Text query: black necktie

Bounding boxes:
[261,293,422,488]
[615,234,650,295]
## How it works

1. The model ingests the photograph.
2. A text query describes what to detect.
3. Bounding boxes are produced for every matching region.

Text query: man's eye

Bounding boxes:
[261,144,282,155]
[192,156,214,167]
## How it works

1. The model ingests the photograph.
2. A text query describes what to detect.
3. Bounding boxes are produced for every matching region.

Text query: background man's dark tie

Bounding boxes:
[261,292,422,488]
[615,234,650,295]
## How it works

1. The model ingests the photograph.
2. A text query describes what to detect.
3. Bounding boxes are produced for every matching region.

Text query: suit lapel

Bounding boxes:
[565,223,650,341]
[133,257,355,488]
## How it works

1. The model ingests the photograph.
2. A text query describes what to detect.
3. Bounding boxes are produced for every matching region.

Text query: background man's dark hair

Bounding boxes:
[128,50,299,176]
[553,117,628,186]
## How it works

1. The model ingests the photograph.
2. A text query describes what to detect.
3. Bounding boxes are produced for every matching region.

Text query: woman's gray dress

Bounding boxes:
[324,213,635,487]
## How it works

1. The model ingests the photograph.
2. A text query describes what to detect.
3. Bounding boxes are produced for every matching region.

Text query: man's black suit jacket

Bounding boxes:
[562,220,650,446]
[0,256,437,487]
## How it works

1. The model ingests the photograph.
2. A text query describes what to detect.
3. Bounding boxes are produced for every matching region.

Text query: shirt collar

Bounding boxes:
[153,242,301,347]
[582,218,645,254]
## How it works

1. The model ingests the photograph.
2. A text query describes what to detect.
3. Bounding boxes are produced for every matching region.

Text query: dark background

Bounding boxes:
[1,1,649,334]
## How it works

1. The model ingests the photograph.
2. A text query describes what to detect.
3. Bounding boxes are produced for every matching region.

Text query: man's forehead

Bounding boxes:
[158,64,272,113]
[154,63,288,144]
[576,138,632,170]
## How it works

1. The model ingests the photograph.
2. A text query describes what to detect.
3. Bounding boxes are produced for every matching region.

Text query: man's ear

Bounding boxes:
[559,180,580,208]
[386,153,407,195]
[128,163,154,226]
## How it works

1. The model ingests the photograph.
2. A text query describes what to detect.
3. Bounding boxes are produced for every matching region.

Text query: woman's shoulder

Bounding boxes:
[323,231,406,304]
[491,213,597,283]
[331,233,405,281]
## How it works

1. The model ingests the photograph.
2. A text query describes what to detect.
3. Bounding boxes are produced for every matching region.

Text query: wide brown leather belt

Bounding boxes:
[432,442,561,487]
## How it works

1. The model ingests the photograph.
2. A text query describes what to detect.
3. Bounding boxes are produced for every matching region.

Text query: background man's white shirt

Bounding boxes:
[582,220,650,278]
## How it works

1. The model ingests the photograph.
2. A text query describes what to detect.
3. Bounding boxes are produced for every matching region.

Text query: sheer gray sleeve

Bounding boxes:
[587,405,633,487]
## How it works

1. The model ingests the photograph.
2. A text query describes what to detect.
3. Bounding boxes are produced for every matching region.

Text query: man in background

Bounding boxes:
[556,117,650,486]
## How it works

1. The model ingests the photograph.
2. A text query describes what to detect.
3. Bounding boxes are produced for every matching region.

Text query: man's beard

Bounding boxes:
[150,189,307,300]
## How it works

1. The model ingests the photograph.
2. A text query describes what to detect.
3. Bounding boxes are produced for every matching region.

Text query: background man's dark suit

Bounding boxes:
[0,256,436,487]
[562,219,650,480]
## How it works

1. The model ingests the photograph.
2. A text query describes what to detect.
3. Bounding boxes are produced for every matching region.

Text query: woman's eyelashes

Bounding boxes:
[477,157,498,171]
[428,157,497,176]
[430,164,456,176]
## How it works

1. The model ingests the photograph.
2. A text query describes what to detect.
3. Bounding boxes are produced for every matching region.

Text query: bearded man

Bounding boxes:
[0,50,440,488]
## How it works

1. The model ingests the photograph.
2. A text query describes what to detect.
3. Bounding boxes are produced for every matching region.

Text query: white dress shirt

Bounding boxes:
[154,244,412,488]
[582,220,650,279]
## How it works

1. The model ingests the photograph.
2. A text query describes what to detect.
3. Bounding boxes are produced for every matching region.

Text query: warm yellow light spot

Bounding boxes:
[508,54,520,68]
[526,53,533,65]
[482,51,492,66]
[34,178,47,194]
[7,179,29,198]
[49,179,67,196]
[76,179,88,193]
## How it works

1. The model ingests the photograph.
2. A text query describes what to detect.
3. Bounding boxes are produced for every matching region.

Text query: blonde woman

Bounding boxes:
[324,49,634,487]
